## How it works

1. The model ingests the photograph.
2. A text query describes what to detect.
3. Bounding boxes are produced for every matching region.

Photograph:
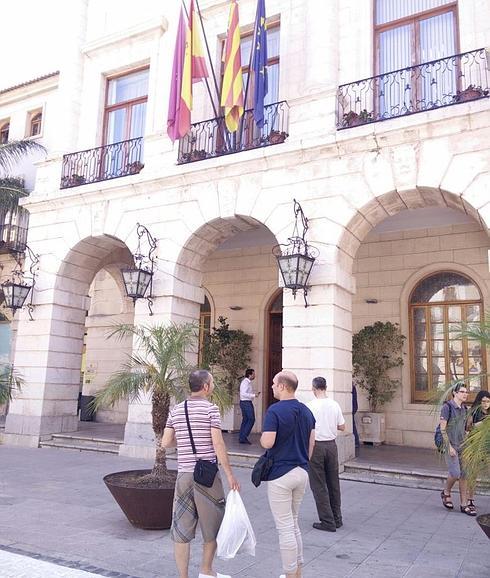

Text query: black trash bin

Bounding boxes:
[79,395,96,421]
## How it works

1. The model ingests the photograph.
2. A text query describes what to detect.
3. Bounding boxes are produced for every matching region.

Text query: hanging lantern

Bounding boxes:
[272,200,318,307]
[121,223,157,315]
[1,245,40,319]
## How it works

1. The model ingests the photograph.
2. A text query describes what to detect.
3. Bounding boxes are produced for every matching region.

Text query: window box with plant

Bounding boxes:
[267,130,288,145]
[352,321,405,444]
[126,160,144,175]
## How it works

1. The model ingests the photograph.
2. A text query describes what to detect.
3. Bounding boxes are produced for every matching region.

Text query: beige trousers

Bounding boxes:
[267,466,308,574]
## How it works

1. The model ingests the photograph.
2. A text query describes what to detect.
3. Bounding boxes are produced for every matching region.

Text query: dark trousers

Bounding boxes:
[353,413,360,448]
[239,400,255,442]
[308,440,342,528]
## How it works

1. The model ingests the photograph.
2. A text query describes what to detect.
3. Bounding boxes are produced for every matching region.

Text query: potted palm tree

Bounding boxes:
[93,322,197,530]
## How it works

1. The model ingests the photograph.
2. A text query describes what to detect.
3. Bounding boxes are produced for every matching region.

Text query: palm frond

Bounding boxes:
[462,417,490,482]
[0,177,29,211]
[0,140,46,172]
[0,364,23,405]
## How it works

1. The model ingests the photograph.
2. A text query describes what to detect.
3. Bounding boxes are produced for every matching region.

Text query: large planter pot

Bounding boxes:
[221,403,242,432]
[357,411,385,445]
[104,469,176,530]
[477,514,490,540]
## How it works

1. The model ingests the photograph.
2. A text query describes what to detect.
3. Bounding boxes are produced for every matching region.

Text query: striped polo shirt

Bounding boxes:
[166,397,221,473]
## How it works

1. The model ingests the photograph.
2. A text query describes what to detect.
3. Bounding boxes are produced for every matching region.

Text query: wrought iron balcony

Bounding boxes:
[60,137,144,189]
[0,206,29,254]
[337,48,490,129]
[177,100,289,164]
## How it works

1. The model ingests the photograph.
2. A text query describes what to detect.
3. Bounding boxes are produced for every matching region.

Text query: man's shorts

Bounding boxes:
[445,449,466,479]
[170,472,226,543]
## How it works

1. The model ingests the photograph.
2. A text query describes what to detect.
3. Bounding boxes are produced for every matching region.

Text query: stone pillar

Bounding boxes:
[281,266,355,464]
[4,288,89,447]
[119,290,202,459]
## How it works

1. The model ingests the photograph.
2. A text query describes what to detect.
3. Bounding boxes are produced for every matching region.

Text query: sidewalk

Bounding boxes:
[0,446,488,578]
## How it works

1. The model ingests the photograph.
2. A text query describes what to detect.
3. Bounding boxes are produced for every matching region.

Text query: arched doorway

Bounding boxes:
[265,290,283,407]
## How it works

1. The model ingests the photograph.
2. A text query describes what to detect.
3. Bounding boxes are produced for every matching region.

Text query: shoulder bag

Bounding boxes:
[251,409,299,487]
[184,400,219,487]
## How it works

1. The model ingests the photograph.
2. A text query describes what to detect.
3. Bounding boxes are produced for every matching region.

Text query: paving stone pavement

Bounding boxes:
[0,446,489,578]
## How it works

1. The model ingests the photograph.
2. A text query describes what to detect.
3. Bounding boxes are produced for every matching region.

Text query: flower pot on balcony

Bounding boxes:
[453,85,489,103]
[342,110,373,128]
[189,149,207,161]
[127,161,144,174]
[268,130,288,144]
[62,174,86,187]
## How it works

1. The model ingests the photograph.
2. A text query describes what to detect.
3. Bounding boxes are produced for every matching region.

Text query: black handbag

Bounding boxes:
[251,452,274,487]
[184,400,219,488]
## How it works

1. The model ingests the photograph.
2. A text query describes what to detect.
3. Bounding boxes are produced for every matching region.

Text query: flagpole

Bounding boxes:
[181,0,220,121]
[194,0,222,107]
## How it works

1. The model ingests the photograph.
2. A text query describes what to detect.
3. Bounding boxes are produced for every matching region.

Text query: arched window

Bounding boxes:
[0,122,9,144]
[198,295,212,366]
[30,112,42,137]
[410,271,485,402]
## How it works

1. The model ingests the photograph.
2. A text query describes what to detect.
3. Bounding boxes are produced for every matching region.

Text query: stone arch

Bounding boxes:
[338,187,490,271]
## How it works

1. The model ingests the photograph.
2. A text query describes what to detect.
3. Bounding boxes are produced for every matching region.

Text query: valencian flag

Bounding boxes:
[252,0,268,128]
[167,1,209,142]
[221,0,244,132]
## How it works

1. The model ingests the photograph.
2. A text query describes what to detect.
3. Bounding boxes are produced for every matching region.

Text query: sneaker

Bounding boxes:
[335,520,343,529]
[312,522,336,532]
[239,439,252,444]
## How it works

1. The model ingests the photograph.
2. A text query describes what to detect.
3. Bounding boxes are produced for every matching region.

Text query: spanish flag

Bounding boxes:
[167,1,208,142]
[220,0,244,132]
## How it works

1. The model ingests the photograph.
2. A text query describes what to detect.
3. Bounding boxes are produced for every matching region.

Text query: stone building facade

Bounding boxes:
[2,0,490,460]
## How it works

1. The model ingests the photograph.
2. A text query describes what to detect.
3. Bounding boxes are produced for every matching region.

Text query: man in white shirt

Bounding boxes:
[238,368,260,444]
[307,376,345,532]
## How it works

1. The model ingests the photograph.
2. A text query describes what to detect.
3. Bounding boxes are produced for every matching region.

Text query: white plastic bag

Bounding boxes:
[216,490,256,559]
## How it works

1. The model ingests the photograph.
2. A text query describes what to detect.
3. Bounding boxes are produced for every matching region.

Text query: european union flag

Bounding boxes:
[252,0,268,128]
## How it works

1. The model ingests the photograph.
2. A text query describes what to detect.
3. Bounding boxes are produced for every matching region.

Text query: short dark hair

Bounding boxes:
[189,370,212,392]
[452,381,466,395]
[312,376,327,390]
[245,368,255,378]
[276,370,298,392]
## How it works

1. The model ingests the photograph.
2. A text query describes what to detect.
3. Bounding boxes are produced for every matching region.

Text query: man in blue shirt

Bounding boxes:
[260,371,315,578]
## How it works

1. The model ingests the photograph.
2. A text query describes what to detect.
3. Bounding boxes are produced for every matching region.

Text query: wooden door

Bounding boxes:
[266,291,283,407]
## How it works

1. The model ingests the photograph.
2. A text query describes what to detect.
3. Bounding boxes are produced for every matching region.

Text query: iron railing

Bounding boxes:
[60,137,144,188]
[337,48,490,129]
[178,100,289,164]
[0,206,29,254]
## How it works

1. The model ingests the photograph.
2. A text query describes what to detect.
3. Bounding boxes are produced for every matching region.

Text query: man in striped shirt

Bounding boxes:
[162,369,240,578]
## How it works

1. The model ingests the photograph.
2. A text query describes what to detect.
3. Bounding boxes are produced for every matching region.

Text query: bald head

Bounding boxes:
[275,370,298,392]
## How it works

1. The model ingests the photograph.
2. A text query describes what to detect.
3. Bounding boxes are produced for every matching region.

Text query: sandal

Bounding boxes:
[468,499,477,514]
[441,490,453,509]
[460,504,477,517]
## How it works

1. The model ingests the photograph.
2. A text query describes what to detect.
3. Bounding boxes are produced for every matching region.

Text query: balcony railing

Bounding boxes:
[60,137,144,189]
[178,100,289,164]
[0,206,29,254]
[337,48,490,129]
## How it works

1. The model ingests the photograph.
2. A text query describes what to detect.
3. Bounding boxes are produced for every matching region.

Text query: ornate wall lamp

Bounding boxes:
[1,245,40,320]
[272,199,318,307]
[121,223,157,315]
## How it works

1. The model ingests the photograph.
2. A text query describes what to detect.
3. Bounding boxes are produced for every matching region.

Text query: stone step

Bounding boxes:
[39,434,121,455]
[40,440,120,454]
[342,462,490,495]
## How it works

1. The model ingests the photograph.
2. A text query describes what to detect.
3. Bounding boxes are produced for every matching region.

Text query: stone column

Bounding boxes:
[281,265,355,464]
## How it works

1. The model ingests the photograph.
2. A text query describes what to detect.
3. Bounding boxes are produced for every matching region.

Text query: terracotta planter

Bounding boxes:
[477,514,490,540]
[104,469,176,530]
